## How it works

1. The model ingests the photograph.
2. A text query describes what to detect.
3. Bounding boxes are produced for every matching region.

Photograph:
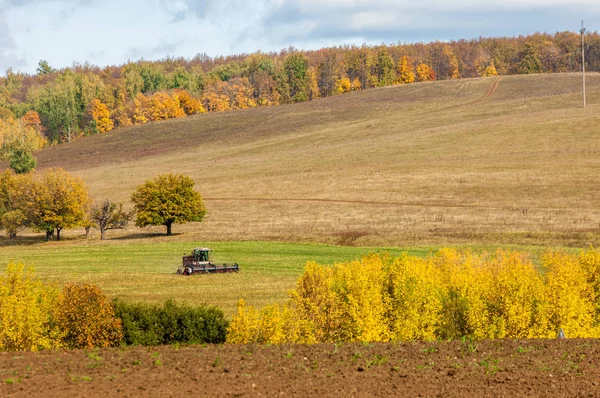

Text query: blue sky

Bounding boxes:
[1,0,598,75]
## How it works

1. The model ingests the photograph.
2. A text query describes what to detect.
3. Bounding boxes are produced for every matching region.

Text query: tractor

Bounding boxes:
[176,248,239,275]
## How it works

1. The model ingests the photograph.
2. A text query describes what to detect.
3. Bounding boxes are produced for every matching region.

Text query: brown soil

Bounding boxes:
[2,339,599,397]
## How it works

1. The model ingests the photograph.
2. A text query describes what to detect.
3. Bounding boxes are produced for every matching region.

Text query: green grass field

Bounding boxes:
[0,240,432,316]
[0,239,574,317]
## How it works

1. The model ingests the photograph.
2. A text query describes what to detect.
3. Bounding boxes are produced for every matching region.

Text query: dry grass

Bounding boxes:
[26,73,600,247]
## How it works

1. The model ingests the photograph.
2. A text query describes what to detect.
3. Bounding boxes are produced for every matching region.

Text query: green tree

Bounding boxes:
[282,53,310,103]
[8,148,36,174]
[131,173,206,236]
[36,60,54,75]
[374,49,396,86]
[518,43,543,74]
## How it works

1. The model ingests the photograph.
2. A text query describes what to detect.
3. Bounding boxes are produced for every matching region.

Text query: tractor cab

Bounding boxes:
[192,248,210,262]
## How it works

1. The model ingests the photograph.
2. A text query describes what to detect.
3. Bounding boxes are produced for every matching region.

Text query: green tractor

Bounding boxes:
[176,248,239,275]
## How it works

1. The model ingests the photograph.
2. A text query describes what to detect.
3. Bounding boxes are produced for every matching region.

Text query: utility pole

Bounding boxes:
[580,20,587,108]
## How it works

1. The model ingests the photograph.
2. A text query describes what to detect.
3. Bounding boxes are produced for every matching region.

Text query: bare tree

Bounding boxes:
[91,200,133,240]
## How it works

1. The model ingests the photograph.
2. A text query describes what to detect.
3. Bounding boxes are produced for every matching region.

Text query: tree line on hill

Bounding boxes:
[0,169,206,240]
[0,31,598,157]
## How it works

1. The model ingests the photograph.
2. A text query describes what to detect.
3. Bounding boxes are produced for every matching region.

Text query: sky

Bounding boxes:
[1,0,599,75]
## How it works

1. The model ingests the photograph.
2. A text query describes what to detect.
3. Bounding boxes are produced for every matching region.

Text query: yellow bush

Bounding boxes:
[542,251,598,338]
[578,247,600,321]
[227,300,298,344]
[385,254,442,341]
[227,248,600,344]
[435,249,492,339]
[0,262,60,351]
[484,250,547,338]
[53,284,123,348]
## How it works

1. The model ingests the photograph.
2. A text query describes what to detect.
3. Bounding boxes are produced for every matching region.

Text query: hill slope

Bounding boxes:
[36,73,600,246]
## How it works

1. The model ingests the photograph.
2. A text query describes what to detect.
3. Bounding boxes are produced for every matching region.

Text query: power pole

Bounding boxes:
[580,20,587,108]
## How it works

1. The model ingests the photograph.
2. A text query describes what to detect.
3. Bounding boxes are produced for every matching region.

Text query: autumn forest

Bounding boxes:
[0,31,599,162]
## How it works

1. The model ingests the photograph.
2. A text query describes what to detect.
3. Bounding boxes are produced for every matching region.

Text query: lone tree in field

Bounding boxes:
[27,168,91,240]
[131,173,206,236]
[91,199,134,240]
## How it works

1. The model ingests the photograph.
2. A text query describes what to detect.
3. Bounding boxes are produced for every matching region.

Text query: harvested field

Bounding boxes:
[1,339,599,397]
[28,73,600,247]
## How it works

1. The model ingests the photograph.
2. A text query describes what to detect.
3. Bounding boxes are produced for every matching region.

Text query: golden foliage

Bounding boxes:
[335,77,351,94]
[397,56,415,84]
[542,251,597,338]
[53,284,123,349]
[0,117,48,156]
[483,63,499,77]
[416,63,435,82]
[0,262,60,351]
[228,248,600,344]
[350,77,362,91]
[89,98,114,133]
[173,89,205,115]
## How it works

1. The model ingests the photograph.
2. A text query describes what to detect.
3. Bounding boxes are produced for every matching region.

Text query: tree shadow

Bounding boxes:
[0,235,45,247]
[109,232,183,241]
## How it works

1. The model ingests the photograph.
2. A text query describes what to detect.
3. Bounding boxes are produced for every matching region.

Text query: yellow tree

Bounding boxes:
[444,46,460,79]
[25,168,91,240]
[89,99,114,133]
[397,55,415,84]
[350,77,362,91]
[0,170,30,238]
[0,261,60,351]
[416,63,435,82]
[483,63,499,77]
[202,82,231,112]
[149,92,185,121]
[174,90,205,115]
[335,77,351,94]
[132,93,151,125]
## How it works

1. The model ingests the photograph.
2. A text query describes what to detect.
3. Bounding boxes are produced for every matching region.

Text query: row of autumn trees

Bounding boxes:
[0,169,206,240]
[228,248,600,344]
[1,31,599,145]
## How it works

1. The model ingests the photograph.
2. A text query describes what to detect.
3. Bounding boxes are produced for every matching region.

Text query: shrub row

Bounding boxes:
[227,248,600,344]
[0,262,227,351]
[113,299,228,346]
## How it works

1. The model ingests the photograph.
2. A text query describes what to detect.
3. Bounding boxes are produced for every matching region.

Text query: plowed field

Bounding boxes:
[2,339,599,397]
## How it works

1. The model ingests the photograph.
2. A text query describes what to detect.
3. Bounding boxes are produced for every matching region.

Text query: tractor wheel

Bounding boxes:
[183,267,193,276]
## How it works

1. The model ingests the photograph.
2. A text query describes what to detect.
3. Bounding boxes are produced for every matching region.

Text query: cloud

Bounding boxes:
[262,0,600,45]
[0,11,26,73]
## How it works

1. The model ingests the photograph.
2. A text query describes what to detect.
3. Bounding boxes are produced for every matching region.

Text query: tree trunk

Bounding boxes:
[56,228,61,241]
[166,222,172,236]
[100,226,106,240]
[46,230,54,241]
[85,226,90,239]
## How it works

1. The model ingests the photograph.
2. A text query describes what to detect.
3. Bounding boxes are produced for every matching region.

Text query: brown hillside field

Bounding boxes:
[34,73,600,246]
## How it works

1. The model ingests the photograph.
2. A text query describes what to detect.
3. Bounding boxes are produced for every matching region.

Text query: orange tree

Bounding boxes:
[53,284,122,349]
[131,173,206,236]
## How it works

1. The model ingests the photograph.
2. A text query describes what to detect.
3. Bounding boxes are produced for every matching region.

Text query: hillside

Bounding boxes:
[35,73,600,246]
